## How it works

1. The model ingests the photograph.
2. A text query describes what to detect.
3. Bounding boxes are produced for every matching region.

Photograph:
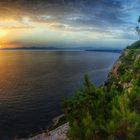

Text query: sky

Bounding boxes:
[0,0,140,49]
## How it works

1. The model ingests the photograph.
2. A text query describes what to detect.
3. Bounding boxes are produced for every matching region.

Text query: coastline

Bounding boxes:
[19,123,69,140]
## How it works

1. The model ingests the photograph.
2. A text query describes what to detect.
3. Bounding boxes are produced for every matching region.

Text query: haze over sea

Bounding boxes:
[0,50,120,139]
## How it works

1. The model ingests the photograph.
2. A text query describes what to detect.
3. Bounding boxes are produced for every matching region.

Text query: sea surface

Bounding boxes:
[0,50,120,139]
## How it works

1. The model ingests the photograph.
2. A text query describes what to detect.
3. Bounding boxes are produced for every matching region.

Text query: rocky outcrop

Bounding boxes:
[19,123,69,140]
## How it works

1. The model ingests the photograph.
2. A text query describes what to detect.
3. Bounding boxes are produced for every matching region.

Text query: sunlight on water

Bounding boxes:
[0,50,120,139]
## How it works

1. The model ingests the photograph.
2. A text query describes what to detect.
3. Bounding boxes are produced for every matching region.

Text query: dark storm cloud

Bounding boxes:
[0,0,139,39]
[0,0,127,25]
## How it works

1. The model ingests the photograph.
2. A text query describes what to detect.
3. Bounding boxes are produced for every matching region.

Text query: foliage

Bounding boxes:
[63,42,140,139]
[127,41,140,49]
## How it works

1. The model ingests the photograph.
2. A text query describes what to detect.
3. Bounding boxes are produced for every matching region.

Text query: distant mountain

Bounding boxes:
[0,46,85,50]
[85,49,122,53]
[0,46,122,53]
[0,46,61,50]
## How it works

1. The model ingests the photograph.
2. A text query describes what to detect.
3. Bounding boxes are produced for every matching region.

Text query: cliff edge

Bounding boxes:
[64,41,140,140]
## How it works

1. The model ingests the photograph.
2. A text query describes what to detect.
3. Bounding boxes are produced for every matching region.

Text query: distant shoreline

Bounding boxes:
[85,49,122,53]
[0,48,122,53]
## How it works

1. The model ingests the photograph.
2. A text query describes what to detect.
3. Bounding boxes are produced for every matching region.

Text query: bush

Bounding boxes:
[63,75,140,139]
[63,46,140,139]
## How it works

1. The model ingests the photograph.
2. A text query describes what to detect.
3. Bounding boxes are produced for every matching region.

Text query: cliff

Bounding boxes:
[64,41,140,140]
[107,41,140,91]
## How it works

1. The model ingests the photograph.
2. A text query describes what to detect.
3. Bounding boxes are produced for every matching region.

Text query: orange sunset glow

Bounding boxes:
[0,0,138,49]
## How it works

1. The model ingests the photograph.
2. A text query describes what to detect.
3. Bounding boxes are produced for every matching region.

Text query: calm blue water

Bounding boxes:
[0,50,120,139]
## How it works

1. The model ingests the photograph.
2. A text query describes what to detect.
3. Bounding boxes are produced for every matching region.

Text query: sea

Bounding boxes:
[0,50,120,139]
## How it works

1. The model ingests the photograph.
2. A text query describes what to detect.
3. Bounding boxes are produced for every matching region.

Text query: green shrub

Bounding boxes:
[63,46,140,139]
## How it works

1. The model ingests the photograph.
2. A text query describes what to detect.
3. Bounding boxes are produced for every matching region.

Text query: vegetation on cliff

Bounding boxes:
[63,41,140,140]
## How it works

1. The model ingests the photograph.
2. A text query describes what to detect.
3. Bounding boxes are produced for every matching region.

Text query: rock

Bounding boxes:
[19,123,69,140]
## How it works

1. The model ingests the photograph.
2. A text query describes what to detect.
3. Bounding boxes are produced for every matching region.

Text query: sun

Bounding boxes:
[0,29,8,38]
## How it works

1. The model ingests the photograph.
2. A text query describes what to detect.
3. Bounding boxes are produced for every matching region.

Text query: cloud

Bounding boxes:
[0,19,34,30]
[1,25,34,30]
[0,0,131,26]
[0,0,139,43]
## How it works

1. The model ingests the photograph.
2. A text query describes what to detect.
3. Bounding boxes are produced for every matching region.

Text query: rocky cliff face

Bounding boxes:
[107,44,140,92]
